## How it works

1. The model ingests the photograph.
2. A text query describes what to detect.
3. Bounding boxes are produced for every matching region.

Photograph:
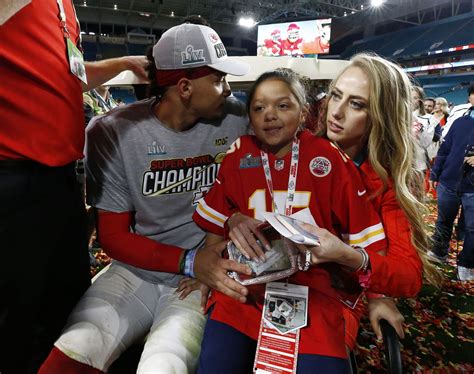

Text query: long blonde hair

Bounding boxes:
[321,53,440,286]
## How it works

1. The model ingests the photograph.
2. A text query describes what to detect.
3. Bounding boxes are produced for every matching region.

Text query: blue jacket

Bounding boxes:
[430,111,474,192]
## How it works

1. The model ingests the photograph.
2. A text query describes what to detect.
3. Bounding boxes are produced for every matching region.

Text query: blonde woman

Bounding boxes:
[312,53,441,349]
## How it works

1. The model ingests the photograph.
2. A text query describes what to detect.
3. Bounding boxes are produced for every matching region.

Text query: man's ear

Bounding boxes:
[176,78,192,99]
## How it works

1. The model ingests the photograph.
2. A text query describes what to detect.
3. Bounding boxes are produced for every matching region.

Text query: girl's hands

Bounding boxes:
[176,278,210,312]
[227,212,271,262]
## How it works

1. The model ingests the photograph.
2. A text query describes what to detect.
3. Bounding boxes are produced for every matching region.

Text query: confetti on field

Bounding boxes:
[354,198,474,372]
[89,197,474,372]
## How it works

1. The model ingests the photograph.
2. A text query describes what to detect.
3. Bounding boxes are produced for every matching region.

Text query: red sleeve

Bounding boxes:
[366,186,423,297]
[328,146,387,254]
[97,211,184,273]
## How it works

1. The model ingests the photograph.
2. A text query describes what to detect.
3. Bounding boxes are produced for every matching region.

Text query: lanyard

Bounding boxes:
[260,138,300,216]
[92,89,114,111]
[56,0,82,44]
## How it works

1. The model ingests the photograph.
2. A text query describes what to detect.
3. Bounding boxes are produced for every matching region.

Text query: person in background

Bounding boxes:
[441,85,474,140]
[40,22,251,374]
[316,53,439,351]
[83,85,119,123]
[431,97,450,143]
[0,2,148,373]
[429,85,474,281]
[412,85,426,117]
[423,97,436,114]
[425,97,451,197]
[116,97,126,106]
[412,87,436,193]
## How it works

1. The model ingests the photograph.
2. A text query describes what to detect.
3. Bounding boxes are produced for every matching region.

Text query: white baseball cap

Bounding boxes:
[153,23,249,76]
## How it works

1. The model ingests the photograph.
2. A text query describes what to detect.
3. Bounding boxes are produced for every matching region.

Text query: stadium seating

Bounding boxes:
[128,43,151,56]
[342,13,474,60]
[99,43,128,59]
[82,41,98,61]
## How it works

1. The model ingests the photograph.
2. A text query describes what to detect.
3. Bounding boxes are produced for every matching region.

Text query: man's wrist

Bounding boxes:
[183,248,198,278]
[179,249,188,274]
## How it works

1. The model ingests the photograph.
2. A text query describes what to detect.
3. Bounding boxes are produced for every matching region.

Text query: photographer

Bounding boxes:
[429,84,474,281]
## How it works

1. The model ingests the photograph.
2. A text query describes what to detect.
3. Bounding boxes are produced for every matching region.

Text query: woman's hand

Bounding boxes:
[227,212,270,262]
[176,278,210,312]
[295,225,363,269]
[368,297,405,340]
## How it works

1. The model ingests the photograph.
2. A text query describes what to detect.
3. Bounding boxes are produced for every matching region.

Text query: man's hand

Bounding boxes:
[194,240,251,303]
[227,212,269,262]
[430,180,438,190]
[121,56,149,82]
[368,297,405,340]
[83,55,149,91]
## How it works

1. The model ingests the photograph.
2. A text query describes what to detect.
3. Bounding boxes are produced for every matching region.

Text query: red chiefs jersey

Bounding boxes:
[263,39,282,56]
[193,131,387,357]
[281,38,303,56]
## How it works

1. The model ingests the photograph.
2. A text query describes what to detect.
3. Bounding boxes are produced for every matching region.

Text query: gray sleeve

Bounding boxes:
[85,117,133,212]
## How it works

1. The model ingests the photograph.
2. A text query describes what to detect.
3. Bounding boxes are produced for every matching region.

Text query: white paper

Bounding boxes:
[259,210,320,246]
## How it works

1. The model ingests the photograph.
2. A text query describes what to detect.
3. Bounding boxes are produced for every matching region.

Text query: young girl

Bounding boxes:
[315,53,440,348]
[192,69,388,373]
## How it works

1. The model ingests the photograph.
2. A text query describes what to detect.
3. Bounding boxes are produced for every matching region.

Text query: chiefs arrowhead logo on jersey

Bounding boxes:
[309,156,331,177]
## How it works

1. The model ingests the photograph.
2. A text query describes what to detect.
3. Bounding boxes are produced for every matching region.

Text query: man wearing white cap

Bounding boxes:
[40,22,251,374]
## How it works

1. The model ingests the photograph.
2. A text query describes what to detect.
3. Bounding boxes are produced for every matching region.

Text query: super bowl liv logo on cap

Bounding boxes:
[181,45,205,65]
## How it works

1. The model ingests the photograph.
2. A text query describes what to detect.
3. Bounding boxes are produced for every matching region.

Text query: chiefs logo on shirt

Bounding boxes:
[309,156,331,177]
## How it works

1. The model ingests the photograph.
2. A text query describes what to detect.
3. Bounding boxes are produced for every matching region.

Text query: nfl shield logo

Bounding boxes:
[274,159,285,171]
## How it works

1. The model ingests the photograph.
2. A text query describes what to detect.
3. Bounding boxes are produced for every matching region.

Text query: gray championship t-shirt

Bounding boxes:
[85,97,248,286]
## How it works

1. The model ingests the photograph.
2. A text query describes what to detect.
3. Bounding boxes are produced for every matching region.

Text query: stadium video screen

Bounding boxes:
[257,19,332,57]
